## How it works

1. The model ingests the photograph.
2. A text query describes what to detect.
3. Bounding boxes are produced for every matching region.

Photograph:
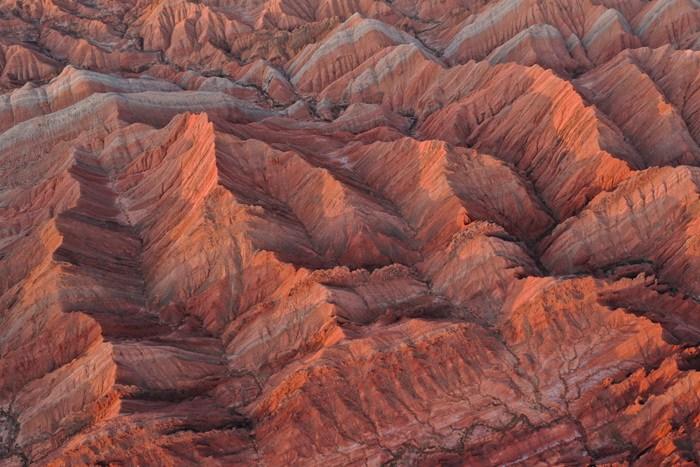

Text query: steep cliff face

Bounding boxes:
[1,0,700,465]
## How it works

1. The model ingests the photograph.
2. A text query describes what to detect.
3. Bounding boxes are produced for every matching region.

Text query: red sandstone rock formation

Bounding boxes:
[1,0,700,465]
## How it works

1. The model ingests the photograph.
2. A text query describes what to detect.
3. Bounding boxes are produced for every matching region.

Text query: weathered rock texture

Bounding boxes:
[1,0,700,465]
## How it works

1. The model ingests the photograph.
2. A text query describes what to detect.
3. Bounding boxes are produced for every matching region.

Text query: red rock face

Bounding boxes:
[1,0,700,465]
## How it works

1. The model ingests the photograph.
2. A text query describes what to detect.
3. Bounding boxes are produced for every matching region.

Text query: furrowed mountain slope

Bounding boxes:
[1,0,700,466]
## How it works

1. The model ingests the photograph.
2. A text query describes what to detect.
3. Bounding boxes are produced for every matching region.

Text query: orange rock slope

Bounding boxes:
[1,0,700,465]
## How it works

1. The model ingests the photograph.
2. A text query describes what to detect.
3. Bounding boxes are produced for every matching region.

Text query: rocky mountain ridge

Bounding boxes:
[1,0,700,465]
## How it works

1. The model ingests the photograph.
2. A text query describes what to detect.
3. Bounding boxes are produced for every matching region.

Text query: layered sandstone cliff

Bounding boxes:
[1,0,700,465]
